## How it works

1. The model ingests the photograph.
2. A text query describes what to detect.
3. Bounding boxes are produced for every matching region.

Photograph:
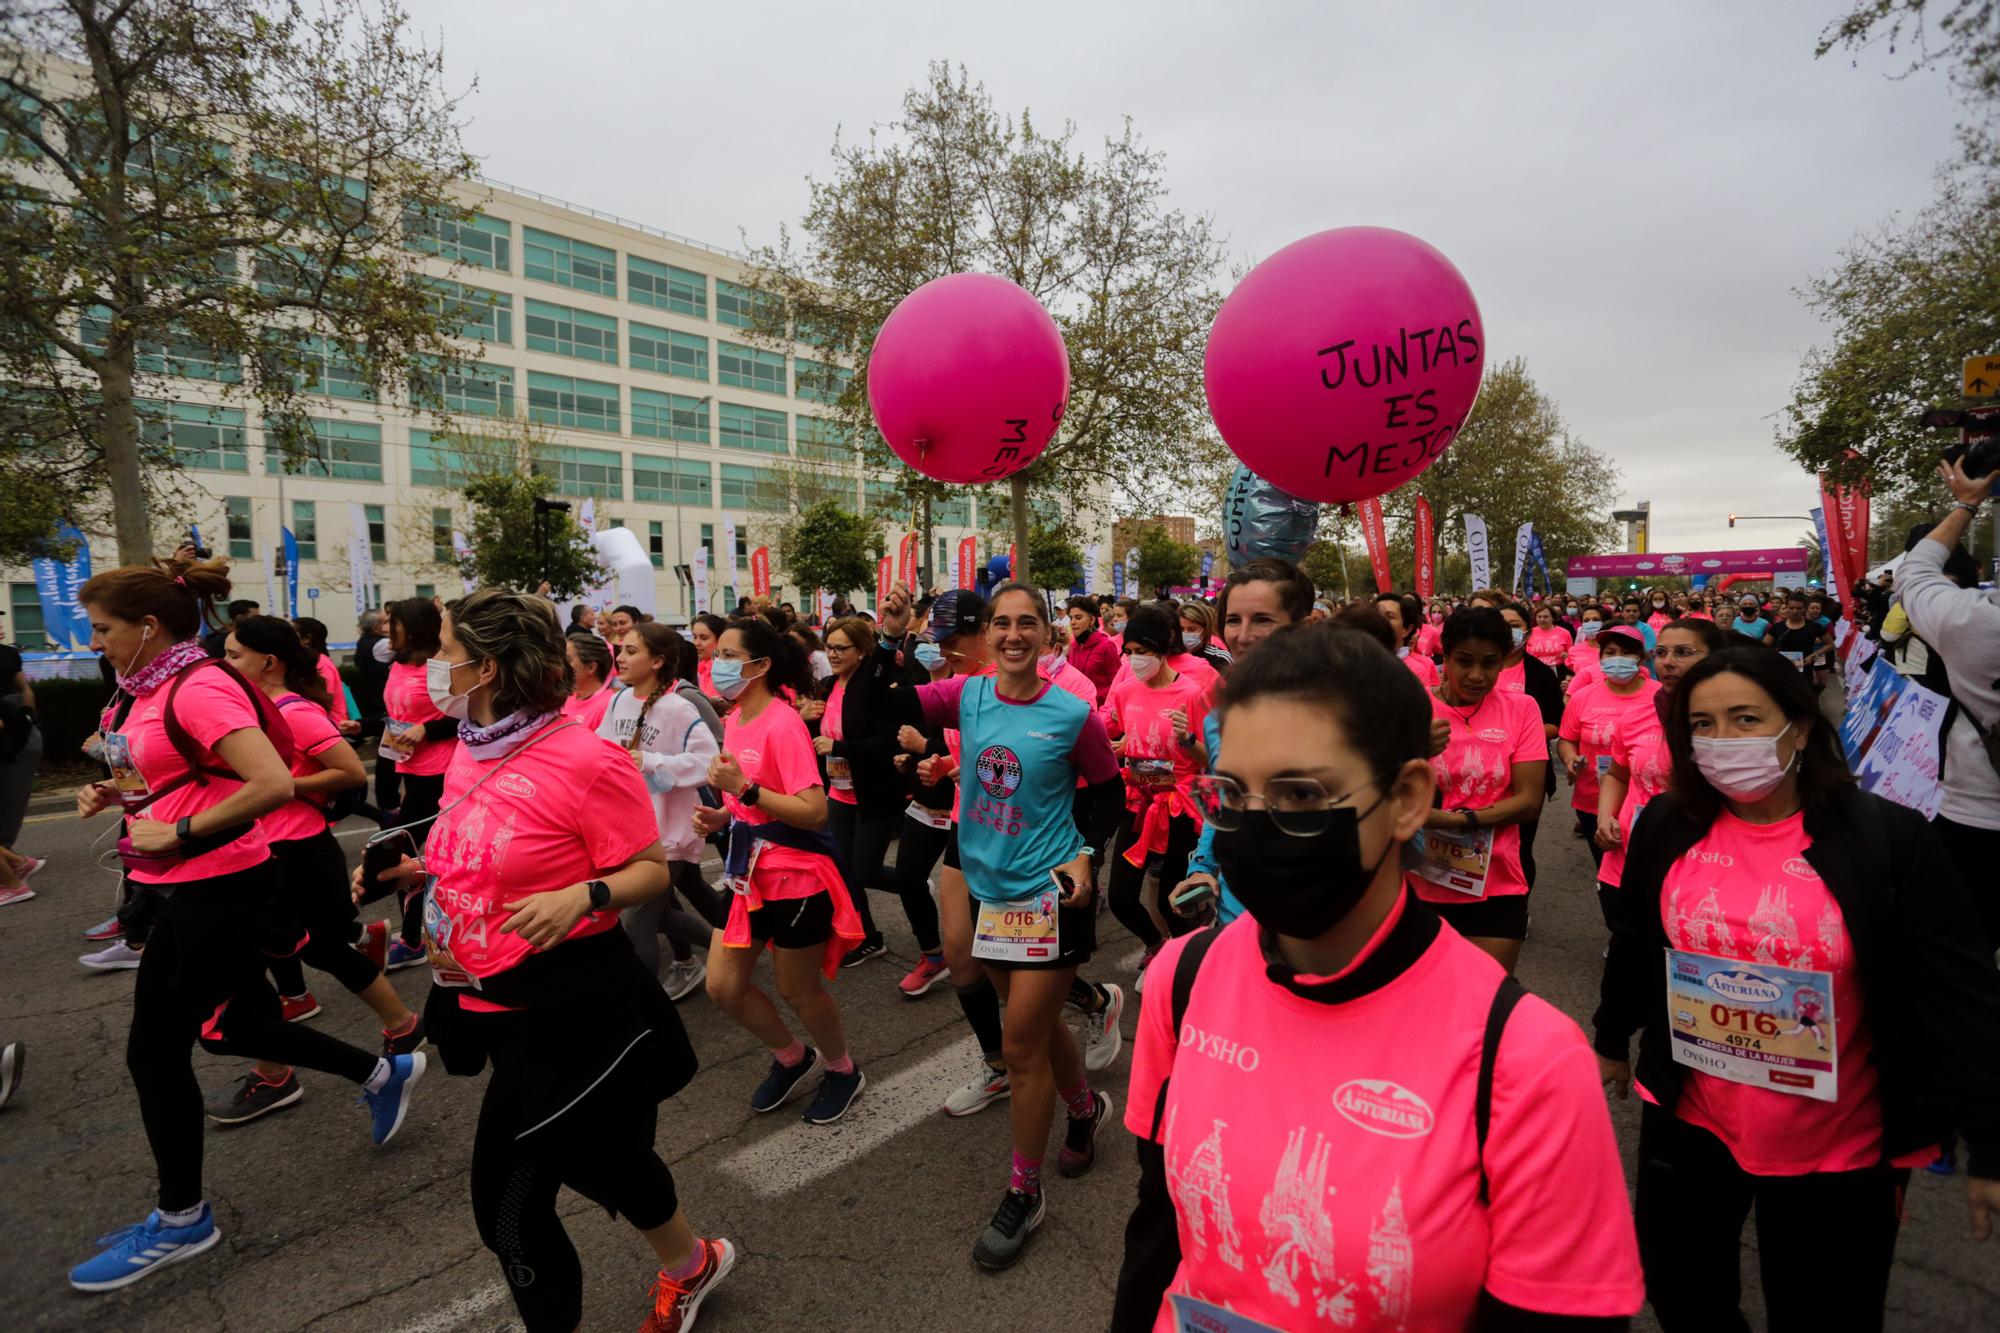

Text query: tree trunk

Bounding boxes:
[919,490,934,593]
[99,358,154,566]
[1010,471,1030,585]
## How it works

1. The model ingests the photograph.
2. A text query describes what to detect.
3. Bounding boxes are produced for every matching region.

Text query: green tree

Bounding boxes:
[779,499,880,601]
[1027,519,1084,591]
[1131,523,1200,594]
[1818,1,2000,113]
[740,62,1224,584]
[433,416,603,600]
[0,0,477,565]
[1297,539,1355,601]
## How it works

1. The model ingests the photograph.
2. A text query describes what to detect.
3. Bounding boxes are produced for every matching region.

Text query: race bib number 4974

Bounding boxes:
[1665,949,1837,1101]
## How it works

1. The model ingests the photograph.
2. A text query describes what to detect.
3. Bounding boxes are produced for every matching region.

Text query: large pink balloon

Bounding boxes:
[1205,227,1483,505]
[868,273,1070,485]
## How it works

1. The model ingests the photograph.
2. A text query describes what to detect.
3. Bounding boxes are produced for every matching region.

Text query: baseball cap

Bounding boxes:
[1596,623,1648,652]
[929,589,986,642]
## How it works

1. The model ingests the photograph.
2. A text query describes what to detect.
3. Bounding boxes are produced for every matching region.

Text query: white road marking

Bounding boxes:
[396,1281,515,1333]
[716,1035,983,1197]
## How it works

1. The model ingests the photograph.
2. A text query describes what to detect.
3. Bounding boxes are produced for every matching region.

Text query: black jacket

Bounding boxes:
[822,643,922,818]
[353,631,390,717]
[1593,787,2000,1178]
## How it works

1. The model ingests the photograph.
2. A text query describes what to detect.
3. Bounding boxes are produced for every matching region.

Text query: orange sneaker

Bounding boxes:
[638,1237,736,1333]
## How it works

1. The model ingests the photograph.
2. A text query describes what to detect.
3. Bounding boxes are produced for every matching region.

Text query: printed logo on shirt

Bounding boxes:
[495,773,537,800]
[1683,848,1735,869]
[1028,730,1059,741]
[1177,1023,1261,1072]
[1703,969,1785,1006]
[737,747,762,768]
[1781,857,1817,881]
[1477,727,1507,743]
[1331,1079,1435,1139]
[976,745,1023,799]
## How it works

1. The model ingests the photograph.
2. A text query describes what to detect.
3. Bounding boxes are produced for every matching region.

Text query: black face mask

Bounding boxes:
[1212,798,1393,940]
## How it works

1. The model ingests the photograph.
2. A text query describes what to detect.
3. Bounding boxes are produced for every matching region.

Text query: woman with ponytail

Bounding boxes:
[211,616,423,1123]
[601,623,719,1001]
[562,632,618,732]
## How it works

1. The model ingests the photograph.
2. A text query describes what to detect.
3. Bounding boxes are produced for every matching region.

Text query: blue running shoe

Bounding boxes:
[360,1051,426,1146]
[69,1206,221,1292]
[384,937,427,971]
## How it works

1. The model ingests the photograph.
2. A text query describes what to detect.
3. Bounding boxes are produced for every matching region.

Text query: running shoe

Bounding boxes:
[83,915,124,943]
[357,919,389,973]
[0,1040,21,1109]
[839,938,887,969]
[1080,982,1125,1073]
[898,954,950,999]
[749,1048,823,1113]
[943,1062,1011,1117]
[278,992,321,1023]
[803,1067,865,1125]
[0,882,32,907]
[662,957,707,1002]
[80,940,143,971]
[382,1014,427,1057]
[359,1052,426,1146]
[69,1205,222,1292]
[383,936,426,971]
[1132,944,1163,995]
[18,855,46,879]
[639,1236,737,1333]
[971,1188,1045,1270]
[207,1069,303,1126]
[1057,1090,1113,1178]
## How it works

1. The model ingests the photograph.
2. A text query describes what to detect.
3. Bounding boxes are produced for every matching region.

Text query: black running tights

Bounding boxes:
[394,772,445,948]
[267,830,379,996]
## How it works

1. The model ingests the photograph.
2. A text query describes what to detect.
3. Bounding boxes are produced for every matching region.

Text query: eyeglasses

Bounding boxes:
[1657,646,1707,661]
[1188,773,1379,836]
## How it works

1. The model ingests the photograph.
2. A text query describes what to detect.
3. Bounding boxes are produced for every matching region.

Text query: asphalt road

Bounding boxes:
[2,781,1997,1332]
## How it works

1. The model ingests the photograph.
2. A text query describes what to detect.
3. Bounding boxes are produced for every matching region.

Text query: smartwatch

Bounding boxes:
[586,879,612,912]
[175,815,194,845]
[1460,809,1479,833]
[740,782,762,808]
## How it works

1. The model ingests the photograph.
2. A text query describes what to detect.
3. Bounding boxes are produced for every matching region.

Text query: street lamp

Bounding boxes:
[533,495,572,586]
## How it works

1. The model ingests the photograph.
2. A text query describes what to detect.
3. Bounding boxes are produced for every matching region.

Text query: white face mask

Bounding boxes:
[1127,653,1161,682]
[1692,723,1797,802]
[1181,630,1202,651]
[426,656,477,720]
[1580,621,1603,638]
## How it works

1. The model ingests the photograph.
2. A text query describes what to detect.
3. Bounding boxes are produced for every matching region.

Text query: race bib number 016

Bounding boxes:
[1411,824,1492,898]
[1665,949,1836,1101]
[1169,1294,1286,1333]
[421,879,482,991]
[972,890,1060,963]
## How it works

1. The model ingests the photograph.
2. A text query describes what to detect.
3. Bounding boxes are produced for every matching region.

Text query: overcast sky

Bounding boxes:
[406,0,1960,554]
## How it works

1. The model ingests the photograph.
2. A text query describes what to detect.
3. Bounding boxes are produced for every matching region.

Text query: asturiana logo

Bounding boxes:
[1332,1079,1435,1139]
[1706,969,1784,1005]
[495,773,537,799]
[1782,857,1816,880]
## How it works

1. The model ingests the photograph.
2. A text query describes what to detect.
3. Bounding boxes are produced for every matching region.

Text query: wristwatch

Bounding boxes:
[586,879,612,912]
[740,781,762,808]
[1460,809,1479,833]
[175,815,194,845]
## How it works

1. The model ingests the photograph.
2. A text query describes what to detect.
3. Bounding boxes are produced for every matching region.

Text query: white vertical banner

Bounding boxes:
[1464,514,1491,592]
[1124,546,1140,591]
[721,515,739,604]
[579,497,597,535]
[345,502,374,620]
[260,539,278,617]
[1084,544,1101,593]
[1510,521,1535,595]
[450,529,477,596]
[691,545,710,616]
[947,543,960,592]
[816,588,831,624]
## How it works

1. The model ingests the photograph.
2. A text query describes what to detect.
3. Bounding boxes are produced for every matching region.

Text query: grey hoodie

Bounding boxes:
[1898,538,2000,830]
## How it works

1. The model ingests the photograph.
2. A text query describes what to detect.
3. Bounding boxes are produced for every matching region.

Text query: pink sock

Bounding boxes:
[1010,1150,1043,1196]
[663,1240,706,1280]
[773,1039,807,1067]
[825,1052,854,1075]
[1060,1078,1094,1120]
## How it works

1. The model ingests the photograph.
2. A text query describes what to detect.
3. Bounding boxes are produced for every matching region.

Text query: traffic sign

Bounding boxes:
[1964,353,2000,398]
[306,588,319,601]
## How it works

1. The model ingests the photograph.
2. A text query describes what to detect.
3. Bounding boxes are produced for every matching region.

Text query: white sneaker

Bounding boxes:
[662,957,706,1002]
[0,882,33,907]
[942,1060,1011,1117]
[80,940,143,971]
[1080,982,1126,1073]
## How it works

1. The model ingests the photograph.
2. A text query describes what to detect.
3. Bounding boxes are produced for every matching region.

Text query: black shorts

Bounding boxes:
[745,892,834,950]
[978,895,1096,972]
[1429,893,1529,942]
[942,826,961,871]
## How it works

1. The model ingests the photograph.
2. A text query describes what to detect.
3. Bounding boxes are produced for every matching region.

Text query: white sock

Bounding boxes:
[362,1057,392,1094]
[158,1202,205,1228]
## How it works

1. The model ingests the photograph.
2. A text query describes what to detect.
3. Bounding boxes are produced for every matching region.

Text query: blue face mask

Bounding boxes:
[913,642,944,671]
[1600,655,1642,682]
[1510,627,1527,648]
[710,658,753,699]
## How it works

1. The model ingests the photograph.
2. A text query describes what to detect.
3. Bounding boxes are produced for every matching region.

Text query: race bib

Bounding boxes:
[1595,753,1613,777]
[904,800,952,831]
[378,719,421,764]
[103,731,151,807]
[1169,1294,1286,1333]
[972,890,1060,963]
[722,839,765,897]
[420,878,482,990]
[1412,824,1492,897]
[1665,949,1836,1101]
[1129,756,1176,790]
[826,755,853,792]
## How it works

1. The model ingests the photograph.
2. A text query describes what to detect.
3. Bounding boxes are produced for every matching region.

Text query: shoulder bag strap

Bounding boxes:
[1145,925,1222,1142]
[1476,973,1527,1205]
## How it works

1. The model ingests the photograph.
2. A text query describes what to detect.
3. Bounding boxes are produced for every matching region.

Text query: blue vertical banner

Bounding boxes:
[51,522,92,646]
[1527,531,1552,598]
[1811,506,1834,598]
[1199,550,1214,592]
[30,556,71,649]
[281,526,300,619]
[1112,562,1126,598]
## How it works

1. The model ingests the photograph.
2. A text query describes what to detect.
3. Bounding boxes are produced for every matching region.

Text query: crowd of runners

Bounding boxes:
[3,457,2000,1331]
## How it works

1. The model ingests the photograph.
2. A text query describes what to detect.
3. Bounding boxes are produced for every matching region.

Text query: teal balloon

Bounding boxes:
[1223,464,1319,567]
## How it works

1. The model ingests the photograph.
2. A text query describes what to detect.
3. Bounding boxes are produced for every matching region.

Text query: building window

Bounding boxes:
[630,324,708,381]
[8,582,48,648]
[428,279,512,345]
[415,583,436,600]
[864,478,901,513]
[720,462,778,512]
[628,257,707,318]
[648,520,665,568]
[794,416,851,464]
[80,306,240,382]
[633,456,711,505]
[717,402,787,456]
[523,227,615,295]
[933,493,971,526]
[794,358,851,405]
[362,503,386,563]
[410,430,476,487]
[532,445,623,500]
[718,341,787,395]
[291,500,317,561]
[138,401,248,472]
[411,358,515,417]
[714,278,770,329]
[263,333,373,401]
[525,299,617,364]
[405,206,510,271]
[526,372,619,433]
[431,506,452,563]
[700,522,713,568]
[264,417,384,481]
[225,496,253,558]
[631,389,709,445]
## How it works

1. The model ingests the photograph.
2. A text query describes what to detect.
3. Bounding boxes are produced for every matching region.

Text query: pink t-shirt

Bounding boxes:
[266,694,345,845]
[1125,911,1644,1329]
[697,656,715,698]
[424,720,658,1001]
[1103,669,1211,814]
[315,654,349,721]
[1414,622,1444,659]
[1659,810,1930,1175]
[1496,659,1527,695]
[1411,688,1545,903]
[723,698,842,902]
[1559,678,1661,813]
[108,664,272,884]
[1564,634,1603,679]
[382,660,454,777]
[1402,651,1440,688]
[1525,626,1571,670]
[1596,709,1669,889]
[822,679,855,805]
[1109,649,1218,695]
[560,684,615,733]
